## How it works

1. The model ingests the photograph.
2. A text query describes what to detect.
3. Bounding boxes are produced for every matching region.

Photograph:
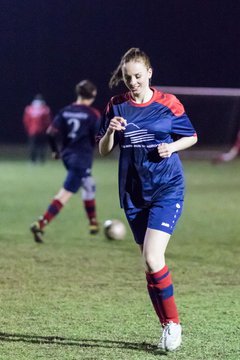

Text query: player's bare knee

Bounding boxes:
[144,254,165,273]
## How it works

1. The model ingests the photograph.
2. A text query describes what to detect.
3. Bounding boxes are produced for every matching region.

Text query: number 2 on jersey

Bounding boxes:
[67,118,80,138]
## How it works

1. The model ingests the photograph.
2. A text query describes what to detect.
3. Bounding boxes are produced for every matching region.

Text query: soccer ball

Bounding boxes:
[103,219,127,240]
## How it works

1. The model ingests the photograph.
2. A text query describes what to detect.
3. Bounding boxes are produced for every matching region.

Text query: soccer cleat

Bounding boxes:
[30,222,44,243]
[158,321,182,351]
[89,220,100,235]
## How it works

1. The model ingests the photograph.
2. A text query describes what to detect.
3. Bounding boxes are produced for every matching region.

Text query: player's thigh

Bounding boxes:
[124,207,149,245]
[143,228,170,264]
[63,169,86,193]
[143,200,183,271]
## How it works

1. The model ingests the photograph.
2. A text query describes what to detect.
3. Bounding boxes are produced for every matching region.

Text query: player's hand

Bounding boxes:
[157,143,174,158]
[107,117,127,135]
[52,152,60,160]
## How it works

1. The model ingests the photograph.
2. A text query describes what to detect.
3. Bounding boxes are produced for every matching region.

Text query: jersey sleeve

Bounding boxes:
[96,99,120,147]
[89,108,101,146]
[91,108,101,135]
[170,97,197,137]
[52,111,64,133]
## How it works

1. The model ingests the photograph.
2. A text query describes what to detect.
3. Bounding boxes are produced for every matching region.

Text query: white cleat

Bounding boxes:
[158,321,182,351]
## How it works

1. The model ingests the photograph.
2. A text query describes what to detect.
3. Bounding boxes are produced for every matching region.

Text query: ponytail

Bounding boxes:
[109,48,152,89]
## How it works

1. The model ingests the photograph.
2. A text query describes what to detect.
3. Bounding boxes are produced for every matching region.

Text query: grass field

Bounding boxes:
[0,155,240,359]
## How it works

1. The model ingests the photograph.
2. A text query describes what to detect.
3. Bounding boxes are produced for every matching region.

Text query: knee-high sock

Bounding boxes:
[83,199,97,223]
[146,265,180,326]
[39,199,63,229]
[146,272,165,325]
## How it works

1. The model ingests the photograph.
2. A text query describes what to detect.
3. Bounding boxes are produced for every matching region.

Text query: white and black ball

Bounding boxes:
[103,219,126,240]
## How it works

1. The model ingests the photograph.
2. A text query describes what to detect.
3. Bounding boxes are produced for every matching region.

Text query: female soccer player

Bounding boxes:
[31,80,100,242]
[98,48,197,351]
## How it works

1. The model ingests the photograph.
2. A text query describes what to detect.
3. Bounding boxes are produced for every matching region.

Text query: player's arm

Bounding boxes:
[99,116,127,156]
[46,125,60,159]
[158,136,197,158]
[90,110,102,147]
[158,97,198,158]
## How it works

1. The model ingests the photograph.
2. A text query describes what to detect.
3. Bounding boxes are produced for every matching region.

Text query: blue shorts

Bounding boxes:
[62,154,92,193]
[63,168,91,193]
[124,199,184,245]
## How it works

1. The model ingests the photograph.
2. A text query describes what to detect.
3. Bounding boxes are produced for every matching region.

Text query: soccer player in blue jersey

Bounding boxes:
[31,80,101,242]
[98,48,197,351]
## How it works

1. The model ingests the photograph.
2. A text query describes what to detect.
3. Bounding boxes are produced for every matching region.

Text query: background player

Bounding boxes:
[23,94,52,163]
[212,129,240,163]
[30,80,100,242]
[98,48,197,351]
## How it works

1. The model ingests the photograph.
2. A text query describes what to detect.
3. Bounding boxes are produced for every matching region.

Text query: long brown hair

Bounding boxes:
[109,48,152,88]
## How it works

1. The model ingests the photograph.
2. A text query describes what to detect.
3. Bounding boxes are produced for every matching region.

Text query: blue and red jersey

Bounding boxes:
[98,87,197,208]
[52,103,101,168]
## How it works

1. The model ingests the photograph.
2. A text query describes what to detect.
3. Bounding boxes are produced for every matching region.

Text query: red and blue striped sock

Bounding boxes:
[146,272,165,324]
[83,199,97,224]
[146,265,179,326]
[39,199,63,229]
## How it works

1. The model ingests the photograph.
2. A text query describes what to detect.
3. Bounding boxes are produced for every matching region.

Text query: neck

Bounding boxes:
[131,87,153,104]
[75,97,91,106]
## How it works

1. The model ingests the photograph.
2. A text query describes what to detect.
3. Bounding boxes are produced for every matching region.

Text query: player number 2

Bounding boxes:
[67,118,80,138]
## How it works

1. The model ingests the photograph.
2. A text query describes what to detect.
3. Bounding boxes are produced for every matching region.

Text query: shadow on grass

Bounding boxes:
[0,332,166,356]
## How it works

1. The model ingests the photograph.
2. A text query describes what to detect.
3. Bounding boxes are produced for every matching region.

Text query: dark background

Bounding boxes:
[1,0,240,145]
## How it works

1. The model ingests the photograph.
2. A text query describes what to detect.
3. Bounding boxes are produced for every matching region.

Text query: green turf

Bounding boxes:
[0,157,239,359]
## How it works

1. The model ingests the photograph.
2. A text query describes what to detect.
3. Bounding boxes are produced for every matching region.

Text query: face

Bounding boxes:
[122,60,152,98]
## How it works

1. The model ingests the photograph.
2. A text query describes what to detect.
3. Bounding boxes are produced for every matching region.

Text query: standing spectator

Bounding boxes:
[98,48,197,351]
[23,94,52,163]
[30,80,100,242]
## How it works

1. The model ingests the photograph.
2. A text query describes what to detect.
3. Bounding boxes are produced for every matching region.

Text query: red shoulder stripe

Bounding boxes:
[155,91,185,117]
